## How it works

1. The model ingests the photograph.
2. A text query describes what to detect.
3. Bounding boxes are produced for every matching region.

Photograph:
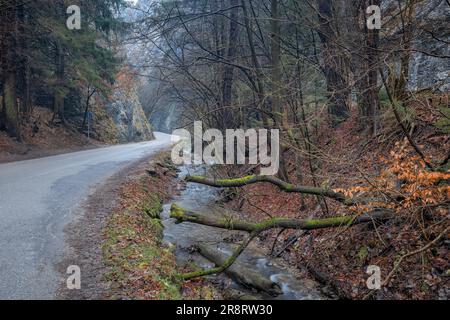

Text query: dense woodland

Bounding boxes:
[0,0,449,300]
[0,0,126,140]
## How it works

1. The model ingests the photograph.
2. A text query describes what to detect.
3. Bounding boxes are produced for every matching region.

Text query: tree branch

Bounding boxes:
[186,174,355,205]
[378,67,434,170]
[170,204,394,233]
[180,231,260,280]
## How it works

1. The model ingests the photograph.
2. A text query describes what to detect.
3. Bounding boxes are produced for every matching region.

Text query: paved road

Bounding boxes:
[0,132,173,299]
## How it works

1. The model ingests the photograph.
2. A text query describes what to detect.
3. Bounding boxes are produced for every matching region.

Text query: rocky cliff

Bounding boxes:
[407,0,450,92]
[383,0,450,92]
[107,86,154,143]
[91,67,155,143]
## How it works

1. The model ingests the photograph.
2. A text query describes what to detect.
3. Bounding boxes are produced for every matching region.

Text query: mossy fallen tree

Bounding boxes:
[171,204,393,280]
[185,175,355,205]
[195,244,282,296]
[170,204,393,232]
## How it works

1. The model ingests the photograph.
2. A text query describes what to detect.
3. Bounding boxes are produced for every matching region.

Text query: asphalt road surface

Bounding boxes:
[0,132,173,299]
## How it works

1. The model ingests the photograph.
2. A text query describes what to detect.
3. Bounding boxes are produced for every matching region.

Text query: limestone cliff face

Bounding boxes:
[107,88,154,143]
[407,0,450,92]
[98,69,154,143]
[383,0,450,92]
[88,74,154,144]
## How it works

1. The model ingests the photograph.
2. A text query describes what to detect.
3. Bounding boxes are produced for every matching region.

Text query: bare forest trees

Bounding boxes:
[221,0,240,130]
[316,0,350,125]
[132,0,449,289]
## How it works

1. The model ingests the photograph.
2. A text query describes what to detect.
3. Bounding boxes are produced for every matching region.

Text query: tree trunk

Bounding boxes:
[270,0,282,121]
[18,3,32,118]
[81,87,96,130]
[53,40,65,123]
[221,0,240,130]
[316,0,350,125]
[53,0,66,123]
[241,0,269,127]
[1,1,21,140]
[2,72,20,139]
[352,0,380,136]
[170,204,393,233]
[196,244,282,296]
[270,0,289,181]
[364,0,381,136]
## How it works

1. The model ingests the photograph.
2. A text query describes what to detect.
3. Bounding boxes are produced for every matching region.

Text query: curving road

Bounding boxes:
[0,132,173,299]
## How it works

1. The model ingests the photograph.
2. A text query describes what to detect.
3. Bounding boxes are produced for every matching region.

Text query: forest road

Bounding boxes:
[0,132,174,299]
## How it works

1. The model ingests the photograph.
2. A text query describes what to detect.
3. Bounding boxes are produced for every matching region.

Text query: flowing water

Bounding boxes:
[161,165,326,300]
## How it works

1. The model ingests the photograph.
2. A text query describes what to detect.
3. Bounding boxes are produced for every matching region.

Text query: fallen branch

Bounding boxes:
[172,203,393,282]
[186,175,355,205]
[195,243,282,296]
[273,231,307,258]
[181,231,260,280]
[170,204,394,233]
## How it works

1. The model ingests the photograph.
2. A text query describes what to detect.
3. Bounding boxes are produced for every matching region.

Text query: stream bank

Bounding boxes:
[162,165,330,300]
[91,155,331,300]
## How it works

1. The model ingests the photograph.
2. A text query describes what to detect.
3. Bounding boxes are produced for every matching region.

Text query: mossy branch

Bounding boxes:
[180,231,260,280]
[172,204,393,280]
[170,204,393,233]
[185,175,355,205]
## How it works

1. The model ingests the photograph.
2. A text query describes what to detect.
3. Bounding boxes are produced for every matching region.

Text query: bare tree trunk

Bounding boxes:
[270,0,282,121]
[316,0,350,125]
[52,0,66,123]
[352,0,380,136]
[221,0,240,130]
[270,0,289,181]
[18,3,31,119]
[1,1,21,140]
[53,39,65,123]
[364,0,381,136]
[81,87,96,130]
[241,0,269,126]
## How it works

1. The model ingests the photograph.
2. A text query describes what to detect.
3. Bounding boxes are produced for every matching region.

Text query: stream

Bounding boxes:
[161,165,327,300]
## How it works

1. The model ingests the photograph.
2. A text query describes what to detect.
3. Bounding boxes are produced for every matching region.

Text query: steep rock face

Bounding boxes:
[407,0,450,92]
[85,71,154,144]
[106,68,154,143]
[107,78,154,143]
[382,0,450,92]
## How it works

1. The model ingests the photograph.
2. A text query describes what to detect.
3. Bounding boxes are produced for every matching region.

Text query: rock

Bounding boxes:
[381,0,450,92]
[107,74,154,143]
[395,0,449,92]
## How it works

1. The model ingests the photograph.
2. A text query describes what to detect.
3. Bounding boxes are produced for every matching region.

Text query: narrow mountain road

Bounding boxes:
[0,132,173,299]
